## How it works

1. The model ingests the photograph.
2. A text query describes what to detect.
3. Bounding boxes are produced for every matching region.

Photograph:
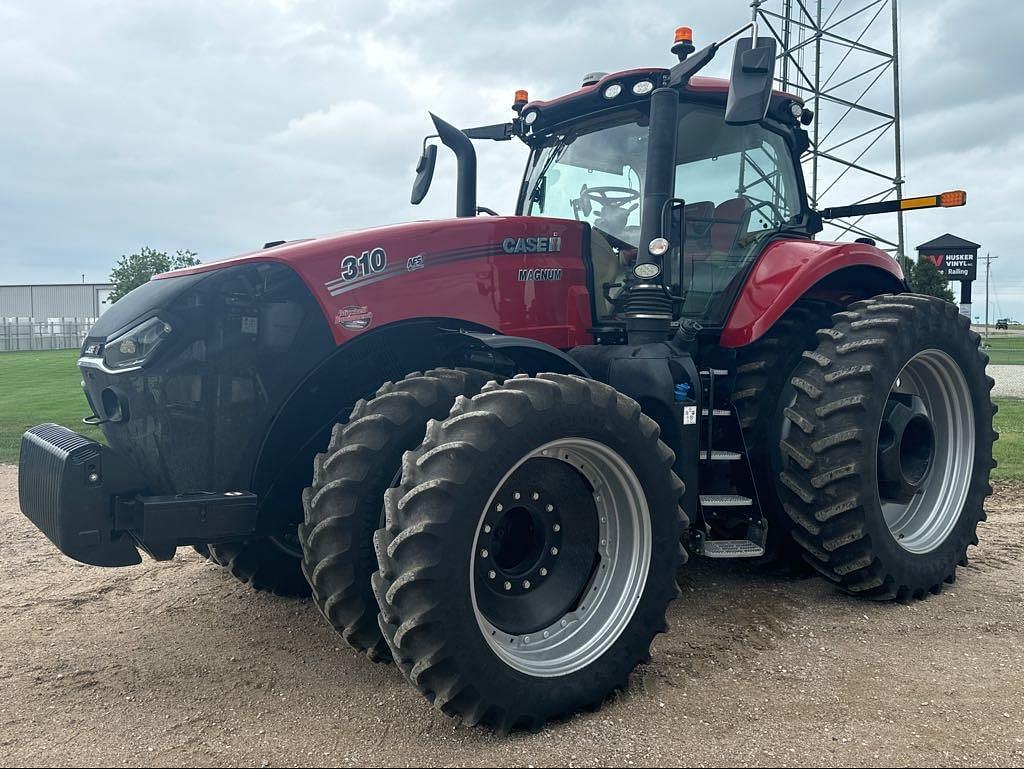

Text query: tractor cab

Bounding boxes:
[515,70,811,326]
[414,21,821,338]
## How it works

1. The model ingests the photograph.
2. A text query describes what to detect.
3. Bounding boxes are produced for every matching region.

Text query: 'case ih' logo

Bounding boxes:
[502,236,562,254]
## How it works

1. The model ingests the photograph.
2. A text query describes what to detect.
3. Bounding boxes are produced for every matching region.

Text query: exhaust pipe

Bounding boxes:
[430,113,477,218]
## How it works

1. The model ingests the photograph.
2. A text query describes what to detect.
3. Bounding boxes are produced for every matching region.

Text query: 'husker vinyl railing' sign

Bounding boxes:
[926,251,977,281]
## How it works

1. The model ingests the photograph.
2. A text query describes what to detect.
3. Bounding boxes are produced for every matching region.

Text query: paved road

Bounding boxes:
[1,466,1023,767]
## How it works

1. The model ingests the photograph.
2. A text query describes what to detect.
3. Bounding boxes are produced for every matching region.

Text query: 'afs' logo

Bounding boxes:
[502,236,562,254]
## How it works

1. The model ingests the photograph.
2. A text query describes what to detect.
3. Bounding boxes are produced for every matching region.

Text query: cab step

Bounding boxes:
[703,539,766,559]
[700,494,753,507]
[699,450,742,461]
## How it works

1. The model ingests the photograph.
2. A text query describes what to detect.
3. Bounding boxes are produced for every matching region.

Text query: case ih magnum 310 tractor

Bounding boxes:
[19,19,994,732]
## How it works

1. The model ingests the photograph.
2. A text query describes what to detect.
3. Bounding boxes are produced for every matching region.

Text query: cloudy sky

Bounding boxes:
[1,0,1021,318]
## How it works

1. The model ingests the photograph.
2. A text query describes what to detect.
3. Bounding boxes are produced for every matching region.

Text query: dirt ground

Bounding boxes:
[1,465,1022,768]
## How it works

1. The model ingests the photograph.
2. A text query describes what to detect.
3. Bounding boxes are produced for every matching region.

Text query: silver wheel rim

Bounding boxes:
[880,349,975,554]
[470,438,652,678]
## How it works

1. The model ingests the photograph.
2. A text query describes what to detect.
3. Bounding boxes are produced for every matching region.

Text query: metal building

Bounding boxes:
[0,283,113,351]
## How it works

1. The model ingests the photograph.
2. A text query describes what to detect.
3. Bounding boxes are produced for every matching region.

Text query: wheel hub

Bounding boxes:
[877,349,976,554]
[474,458,598,633]
[877,393,935,504]
[469,437,652,678]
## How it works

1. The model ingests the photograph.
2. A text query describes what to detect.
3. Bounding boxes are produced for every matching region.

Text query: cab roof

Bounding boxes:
[520,67,802,137]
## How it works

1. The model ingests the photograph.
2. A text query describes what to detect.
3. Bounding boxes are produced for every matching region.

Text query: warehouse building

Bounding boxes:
[0,283,114,351]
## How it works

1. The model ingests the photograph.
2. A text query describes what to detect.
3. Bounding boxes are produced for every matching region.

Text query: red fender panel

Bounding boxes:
[720,239,905,348]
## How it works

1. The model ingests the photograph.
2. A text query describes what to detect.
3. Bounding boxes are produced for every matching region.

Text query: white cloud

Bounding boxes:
[0,0,1018,316]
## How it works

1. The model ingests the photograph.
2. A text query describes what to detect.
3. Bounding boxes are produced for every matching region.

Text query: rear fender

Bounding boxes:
[721,239,906,348]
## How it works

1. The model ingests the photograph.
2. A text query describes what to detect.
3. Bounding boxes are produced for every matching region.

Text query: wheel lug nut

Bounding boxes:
[523,580,531,589]
[495,503,503,512]
[539,568,548,577]
[561,620,568,628]
[483,524,492,534]
[546,504,554,512]
[532,492,540,501]
[488,570,496,580]
[504,581,512,591]
[550,547,559,556]
[552,523,561,532]
[513,491,521,500]
[480,549,489,558]
[543,631,550,638]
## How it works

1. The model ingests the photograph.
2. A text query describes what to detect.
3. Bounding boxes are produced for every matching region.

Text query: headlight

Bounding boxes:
[632,80,655,96]
[102,317,172,371]
[603,83,622,100]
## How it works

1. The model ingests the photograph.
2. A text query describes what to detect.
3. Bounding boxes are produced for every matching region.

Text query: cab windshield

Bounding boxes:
[521,102,802,324]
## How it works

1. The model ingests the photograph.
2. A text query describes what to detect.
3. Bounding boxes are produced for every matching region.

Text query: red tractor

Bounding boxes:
[19,19,994,733]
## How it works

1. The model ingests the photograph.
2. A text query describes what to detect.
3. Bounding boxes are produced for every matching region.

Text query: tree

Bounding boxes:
[908,256,955,304]
[109,247,200,302]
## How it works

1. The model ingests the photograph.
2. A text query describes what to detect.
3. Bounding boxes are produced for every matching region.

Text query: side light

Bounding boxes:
[523,109,539,125]
[648,238,670,257]
[940,190,967,207]
[603,83,622,100]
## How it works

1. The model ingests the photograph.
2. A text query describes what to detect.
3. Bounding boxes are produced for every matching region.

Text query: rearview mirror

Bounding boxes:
[410,143,437,205]
[725,36,777,125]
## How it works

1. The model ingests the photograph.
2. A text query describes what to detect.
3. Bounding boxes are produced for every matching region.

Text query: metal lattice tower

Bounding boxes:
[752,0,905,259]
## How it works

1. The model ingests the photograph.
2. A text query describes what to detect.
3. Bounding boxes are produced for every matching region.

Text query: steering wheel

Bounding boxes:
[578,185,641,217]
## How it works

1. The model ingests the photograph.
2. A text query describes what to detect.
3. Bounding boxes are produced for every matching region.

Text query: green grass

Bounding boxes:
[0,350,1021,482]
[993,397,1024,481]
[0,349,103,463]
[982,335,1024,366]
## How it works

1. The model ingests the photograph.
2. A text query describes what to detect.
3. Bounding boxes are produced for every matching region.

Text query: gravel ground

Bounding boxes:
[1,464,1022,768]
[990,365,1024,398]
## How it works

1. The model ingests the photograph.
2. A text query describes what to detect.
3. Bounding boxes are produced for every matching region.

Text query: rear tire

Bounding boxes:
[299,368,495,661]
[731,302,834,571]
[372,374,687,732]
[778,295,996,600]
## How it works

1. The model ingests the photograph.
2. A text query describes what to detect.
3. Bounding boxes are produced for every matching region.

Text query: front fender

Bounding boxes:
[721,239,906,348]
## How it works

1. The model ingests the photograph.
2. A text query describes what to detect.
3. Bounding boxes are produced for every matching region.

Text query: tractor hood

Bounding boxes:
[158,217,574,282]
[157,215,588,346]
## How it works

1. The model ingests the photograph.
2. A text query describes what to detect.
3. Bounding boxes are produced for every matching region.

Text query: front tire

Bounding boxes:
[299,369,494,661]
[778,295,996,599]
[372,374,687,732]
[204,537,310,598]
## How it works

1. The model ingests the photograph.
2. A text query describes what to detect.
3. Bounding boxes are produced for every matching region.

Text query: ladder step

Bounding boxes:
[700,450,742,461]
[700,494,753,507]
[703,539,766,559]
[702,408,731,417]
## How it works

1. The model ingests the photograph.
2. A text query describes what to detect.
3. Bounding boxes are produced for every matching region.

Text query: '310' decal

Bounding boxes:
[339,247,387,281]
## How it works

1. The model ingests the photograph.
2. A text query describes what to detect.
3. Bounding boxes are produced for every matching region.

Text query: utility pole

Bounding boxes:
[984,252,998,339]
